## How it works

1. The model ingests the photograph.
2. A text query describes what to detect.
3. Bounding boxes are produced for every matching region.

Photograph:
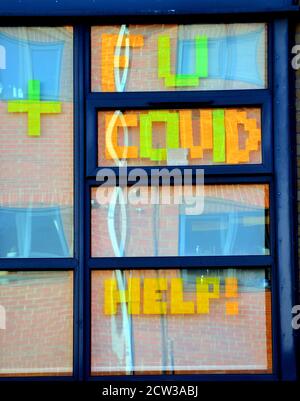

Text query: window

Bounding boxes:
[0,206,71,257]
[0,27,74,258]
[0,0,297,382]
[91,24,267,92]
[91,268,272,375]
[97,108,263,167]
[0,26,74,377]
[88,22,275,377]
[91,184,270,257]
[0,271,73,376]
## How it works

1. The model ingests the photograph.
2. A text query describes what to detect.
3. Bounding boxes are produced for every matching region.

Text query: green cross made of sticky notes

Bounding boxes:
[8,80,62,137]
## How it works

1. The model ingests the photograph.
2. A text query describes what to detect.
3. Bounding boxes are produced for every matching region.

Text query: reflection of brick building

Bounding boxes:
[0,0,298,383]
[97,109,262,167]
[0,27,74,375]
[91,270,272,375]
[0,272,73,376]
[91,184,269,257]
[0,27,73,257]
[91,24,266,92]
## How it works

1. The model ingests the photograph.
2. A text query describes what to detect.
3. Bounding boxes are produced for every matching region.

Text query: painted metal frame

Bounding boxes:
[0,4,297,383]
[0,0,298,16]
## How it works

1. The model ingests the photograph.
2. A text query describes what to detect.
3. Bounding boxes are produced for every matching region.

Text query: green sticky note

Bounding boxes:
[158,34,209,88]
[28,80,40,101]
[140,114,152,159]
[195,36,208,78]
[158,35,171,78]
[8,79,62,137]
[213,109,226,162]
[140,111,179,161]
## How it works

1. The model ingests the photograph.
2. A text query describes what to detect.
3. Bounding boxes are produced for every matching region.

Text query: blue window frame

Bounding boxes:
[0,0,297,16]
[0,0,298,382]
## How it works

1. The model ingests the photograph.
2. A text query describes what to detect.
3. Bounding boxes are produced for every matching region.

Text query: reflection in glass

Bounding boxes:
[0,206,71,257]
[0,271,73,376]
[0,27,74,258]
[91,268,272,375]
[91,184,270,257]
[92,23,267,92]
[98,108,262,167]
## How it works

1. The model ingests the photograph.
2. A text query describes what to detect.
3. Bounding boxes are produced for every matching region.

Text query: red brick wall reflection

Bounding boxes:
[91,270,272,375]
[0,272,73,376]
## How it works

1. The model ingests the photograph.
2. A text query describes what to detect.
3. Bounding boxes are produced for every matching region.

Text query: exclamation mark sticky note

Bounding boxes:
[225,277,239,315]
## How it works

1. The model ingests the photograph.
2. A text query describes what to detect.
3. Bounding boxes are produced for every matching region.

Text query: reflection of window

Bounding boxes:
[91,23,267,92]
[181,268,272,292]
[179,198,270,256]
[0,32,64,100]
[0,207,70,257]
[177,29,265,86]
[91,268,273,375]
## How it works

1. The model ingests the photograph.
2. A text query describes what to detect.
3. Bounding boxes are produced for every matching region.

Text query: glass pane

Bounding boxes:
[91,23,267,92]
[91,268,272,375]
[0,27,74,258]
[91,184,270,257]
[0,271,73,376]
[98,108,262,167]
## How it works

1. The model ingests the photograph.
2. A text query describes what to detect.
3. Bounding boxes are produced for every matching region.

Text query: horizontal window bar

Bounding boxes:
[0,258,77,269]
[87,373,277,382]
[86,90,270,109]
[87,174,273,186]
[0,0,297,17]
[88,167,273,181]
[87,256,273,269]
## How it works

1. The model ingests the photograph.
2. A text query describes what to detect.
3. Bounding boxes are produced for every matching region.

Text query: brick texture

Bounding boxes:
[91,270,272,375]
[0,27,74,254]
[0,272,73,376]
